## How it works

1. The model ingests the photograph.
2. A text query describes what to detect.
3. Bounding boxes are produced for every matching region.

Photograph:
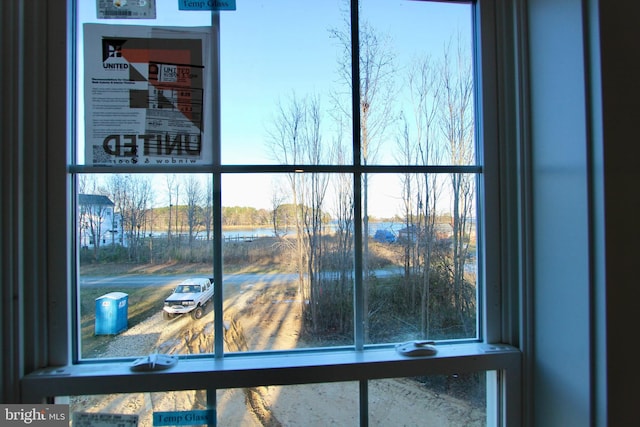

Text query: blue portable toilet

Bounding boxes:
[95,292,128,335]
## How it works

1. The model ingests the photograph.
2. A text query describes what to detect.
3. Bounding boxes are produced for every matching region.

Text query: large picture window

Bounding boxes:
[75,0,480,358]
[22,1,521,425]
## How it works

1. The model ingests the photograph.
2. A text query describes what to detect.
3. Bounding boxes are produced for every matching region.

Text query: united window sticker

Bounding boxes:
[83,24,213,166]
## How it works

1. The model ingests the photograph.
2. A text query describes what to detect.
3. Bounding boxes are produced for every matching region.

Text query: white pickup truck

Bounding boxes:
[163,277,214,320]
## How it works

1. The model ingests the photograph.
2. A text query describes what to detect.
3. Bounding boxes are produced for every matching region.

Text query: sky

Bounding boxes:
[218,0,472,164]
[77,0,473,217]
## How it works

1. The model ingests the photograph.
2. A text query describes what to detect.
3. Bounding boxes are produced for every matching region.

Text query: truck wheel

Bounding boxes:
[191,306,204,320]
[163,311,174,320]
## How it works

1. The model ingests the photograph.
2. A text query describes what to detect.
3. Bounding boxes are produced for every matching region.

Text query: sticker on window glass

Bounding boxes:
[83,24,214,166]
[96,0,157,19]
[153,410,215,426]
[178,0,236,11]
[73,412,138,427]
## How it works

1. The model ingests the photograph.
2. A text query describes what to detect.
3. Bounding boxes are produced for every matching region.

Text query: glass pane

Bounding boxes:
[363,173,478,343]
[223,173,354,352]
[369,373,487,426]
[220,1,351,164]
[78,173,215,359]
[67,375,487,426]
[68,383,358,426]
[75,2,213,166]
[69,390,211,427]
[360,0,475,166]
[218,382,359,425]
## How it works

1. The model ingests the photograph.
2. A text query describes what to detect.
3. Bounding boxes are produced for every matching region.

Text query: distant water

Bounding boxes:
[222,221,401,239]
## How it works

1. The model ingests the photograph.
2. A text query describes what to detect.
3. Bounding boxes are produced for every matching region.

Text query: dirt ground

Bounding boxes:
[70,280,485,426]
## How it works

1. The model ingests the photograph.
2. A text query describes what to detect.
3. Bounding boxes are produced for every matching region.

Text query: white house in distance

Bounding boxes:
[78,194,125,248]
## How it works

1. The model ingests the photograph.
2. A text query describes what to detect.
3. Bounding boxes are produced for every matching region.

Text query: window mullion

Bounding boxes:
[211,11,224,358]
[351,0,365,352]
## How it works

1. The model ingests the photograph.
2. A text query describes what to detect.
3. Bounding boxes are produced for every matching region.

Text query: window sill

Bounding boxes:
[22,343,520,402]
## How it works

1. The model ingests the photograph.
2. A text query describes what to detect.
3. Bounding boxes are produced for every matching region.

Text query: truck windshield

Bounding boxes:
[176,285,196,293]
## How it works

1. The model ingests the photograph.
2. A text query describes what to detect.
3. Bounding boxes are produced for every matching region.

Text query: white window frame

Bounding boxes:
[19,0,526,425]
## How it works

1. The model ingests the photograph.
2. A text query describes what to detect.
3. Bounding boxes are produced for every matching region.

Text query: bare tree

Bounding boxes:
[173,180,181,239]
[268,93,331,333]
[269,92,307,296]
[396,119,419,291]
[106,174,128,246]
[107,174,152,262]
[406,53,443,338]
[439,36,475,335]
[299,96,331,332]
[269,179,287,237]
[185,175,203,255]
[331,11,396,342]
[165,175,177,242]
[331,132,354,333]
[202,178,213,242]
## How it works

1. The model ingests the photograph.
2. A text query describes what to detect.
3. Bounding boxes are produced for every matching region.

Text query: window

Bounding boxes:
[23,0,522,425]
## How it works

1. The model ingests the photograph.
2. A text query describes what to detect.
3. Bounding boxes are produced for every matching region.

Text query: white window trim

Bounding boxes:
[17,0,527,425]
[23,344,521,425]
